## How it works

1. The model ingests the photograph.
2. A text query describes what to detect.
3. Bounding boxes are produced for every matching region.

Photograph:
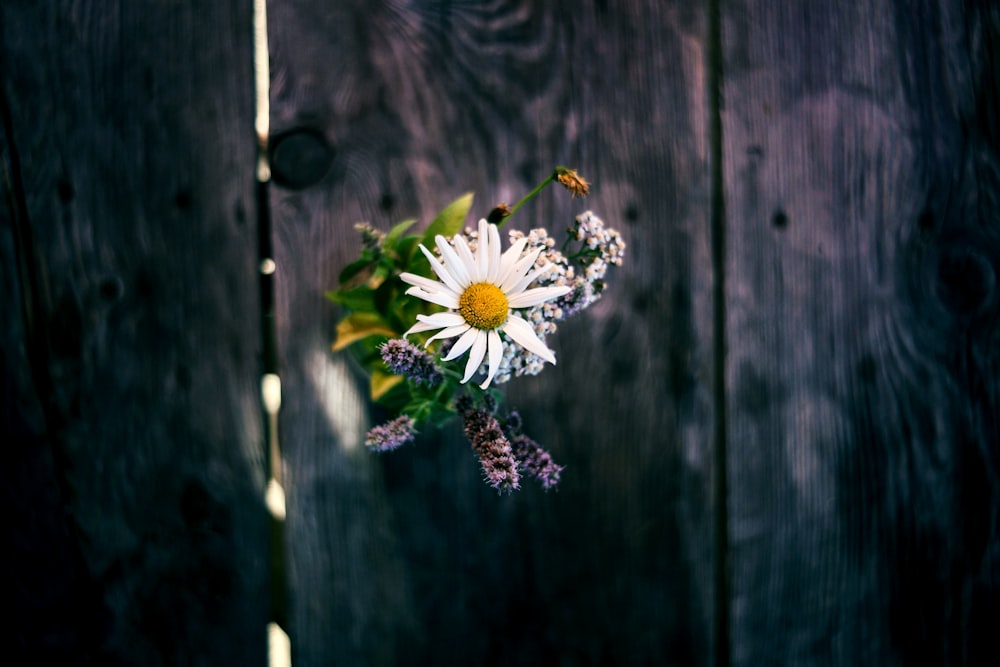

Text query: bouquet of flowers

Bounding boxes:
[328,167,624,492]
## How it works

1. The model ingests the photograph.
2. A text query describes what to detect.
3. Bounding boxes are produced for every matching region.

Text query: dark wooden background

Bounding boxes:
[3,0,997,665]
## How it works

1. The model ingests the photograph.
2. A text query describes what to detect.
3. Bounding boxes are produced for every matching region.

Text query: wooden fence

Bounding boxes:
[3,0,997,665]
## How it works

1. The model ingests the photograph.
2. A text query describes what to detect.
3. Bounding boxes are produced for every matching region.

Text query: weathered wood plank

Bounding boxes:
[720,0,1000,664]
[1,1,269,663]
[267,0,715,664]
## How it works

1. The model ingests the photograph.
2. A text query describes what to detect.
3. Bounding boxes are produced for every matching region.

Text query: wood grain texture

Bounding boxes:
[267,0,715,664]
[720,0,1000,664]
[1,1,269,664]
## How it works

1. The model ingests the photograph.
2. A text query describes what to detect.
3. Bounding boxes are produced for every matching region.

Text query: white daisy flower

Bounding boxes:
[399,218,572,389]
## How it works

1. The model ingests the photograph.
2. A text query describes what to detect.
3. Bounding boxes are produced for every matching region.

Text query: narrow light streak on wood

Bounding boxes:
[253,0,270,145]
[266,479,287,520]
[308,350,365,452]
[268,622,292,667]
[254,0,271,182]
[262,373,282,415]
[257,157,272,184]
[262,373,284,490]
[253,6,287,656]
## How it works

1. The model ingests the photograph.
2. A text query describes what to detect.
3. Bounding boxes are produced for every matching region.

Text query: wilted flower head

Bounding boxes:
[486,202,512,224]
[555,166,590,198]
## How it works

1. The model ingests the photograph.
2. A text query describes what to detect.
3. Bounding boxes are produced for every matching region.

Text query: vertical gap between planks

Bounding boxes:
[253,0,292,665]
[706,0,730,664]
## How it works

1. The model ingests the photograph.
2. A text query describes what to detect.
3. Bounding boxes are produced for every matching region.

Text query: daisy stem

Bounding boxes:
[498,173,556,228]
[438,366,464,382]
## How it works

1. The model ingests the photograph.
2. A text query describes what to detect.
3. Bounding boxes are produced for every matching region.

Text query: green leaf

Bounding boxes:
[338,258,377,288]
[332,313,396,351]
[355,337,388,370]
[374,383,411,412]
[383,218,417,251]
[396,234,424,267]
[373,276,398,317]
[421,193,473,246]
[427,403,457,428]
[326,286,376,312]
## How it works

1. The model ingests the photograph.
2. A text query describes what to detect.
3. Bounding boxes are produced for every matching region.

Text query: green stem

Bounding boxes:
[499,173,556,227]
[437,365,463,382]
[434,377,453,401]
[561,234,575,254]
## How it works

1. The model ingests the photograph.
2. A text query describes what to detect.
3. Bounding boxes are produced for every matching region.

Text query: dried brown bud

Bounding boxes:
[555,167,590,197]
[487,202,512,224]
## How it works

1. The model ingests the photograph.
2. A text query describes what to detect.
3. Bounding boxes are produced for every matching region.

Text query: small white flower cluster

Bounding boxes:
[571,210,626,280]
[449,211,624,385]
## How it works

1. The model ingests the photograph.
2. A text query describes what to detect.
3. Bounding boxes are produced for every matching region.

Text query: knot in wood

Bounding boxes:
[269,128,334,189]
[934,242,997,320]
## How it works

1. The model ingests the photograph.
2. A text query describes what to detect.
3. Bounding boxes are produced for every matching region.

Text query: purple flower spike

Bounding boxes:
[365,415,416,452]
[502,411,563,490]
[457,396,520,493]
[380,338,443,386]
[511,434,563,490]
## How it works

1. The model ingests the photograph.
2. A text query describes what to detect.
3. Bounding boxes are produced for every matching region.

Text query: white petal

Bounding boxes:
[443,327,480,361]
[452,234,478,279]
[435,235,470,287]
[480,329,504,389]
[426,323,471,345]
[461,330,488,383]
[404,286,459,309]
[502,315,556,364]
[400,271,458,297]
[500,246,544,292]
[476,218,490,280]
[507,285,572,308]
[403,320,441,337]
[486,222,502,283]
[508,260,556,295]
[496,236,528,287]
[418,244,464,295]
[416,311,467,328]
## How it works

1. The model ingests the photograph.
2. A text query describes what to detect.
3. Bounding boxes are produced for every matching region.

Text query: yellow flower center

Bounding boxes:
[458,282,509,330]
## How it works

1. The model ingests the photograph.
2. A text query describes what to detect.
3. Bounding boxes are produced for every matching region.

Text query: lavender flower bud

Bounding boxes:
[365,415,416,452]
[457,396,520,492]
[501,411,564,490]
[511,434,563,490]
[380,338,443,386]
